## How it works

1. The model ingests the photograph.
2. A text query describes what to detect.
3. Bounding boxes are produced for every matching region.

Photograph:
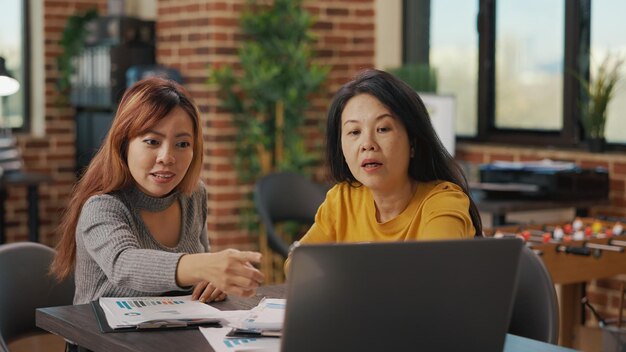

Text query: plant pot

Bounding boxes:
[588,137,606,153]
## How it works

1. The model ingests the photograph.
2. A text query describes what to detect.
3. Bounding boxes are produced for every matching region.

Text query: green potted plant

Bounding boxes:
[577,54,624,152]
[388,63,438,93]
[209,0,328,181]
[208,0,329,282]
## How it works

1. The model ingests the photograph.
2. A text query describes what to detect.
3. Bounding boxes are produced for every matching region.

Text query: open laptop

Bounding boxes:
[282,238,523,352]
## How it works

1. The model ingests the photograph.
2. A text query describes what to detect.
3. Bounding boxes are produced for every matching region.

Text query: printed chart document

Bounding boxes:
[200,327,280,352]
[200,298,286,351]
[95,295,246,331]
[227,298,285,337]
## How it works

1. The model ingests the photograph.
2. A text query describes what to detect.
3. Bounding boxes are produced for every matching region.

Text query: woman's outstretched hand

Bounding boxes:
[178,249,264,298]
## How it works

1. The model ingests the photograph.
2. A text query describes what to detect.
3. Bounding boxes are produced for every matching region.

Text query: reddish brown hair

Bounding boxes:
[51,77,203,280]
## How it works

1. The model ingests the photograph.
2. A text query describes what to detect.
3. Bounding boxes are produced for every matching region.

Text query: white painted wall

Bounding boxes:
[375,0,402,70]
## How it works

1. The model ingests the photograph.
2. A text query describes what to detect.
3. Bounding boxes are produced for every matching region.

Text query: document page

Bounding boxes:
[99,295,245,329]
[232,298,286,331]
[200,327,280,352]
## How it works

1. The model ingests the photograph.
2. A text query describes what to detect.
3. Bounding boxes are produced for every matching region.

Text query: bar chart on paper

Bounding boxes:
[98,295,228,329]
[223,337,258,348]
[200,327,281,352]
[114,298,186,309]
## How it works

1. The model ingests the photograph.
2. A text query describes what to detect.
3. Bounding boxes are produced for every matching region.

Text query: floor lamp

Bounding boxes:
[0,57,20,95]
[0,56,20,127]
[0,56,20,176]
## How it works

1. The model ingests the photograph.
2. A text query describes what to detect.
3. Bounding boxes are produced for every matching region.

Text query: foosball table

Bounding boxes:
[486,217,626,347]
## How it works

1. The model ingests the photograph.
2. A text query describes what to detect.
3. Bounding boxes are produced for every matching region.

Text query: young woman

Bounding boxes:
[51,77,263,305]
[286,69,482,271]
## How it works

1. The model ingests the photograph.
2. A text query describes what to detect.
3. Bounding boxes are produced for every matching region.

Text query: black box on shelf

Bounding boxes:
[479,161,609,200]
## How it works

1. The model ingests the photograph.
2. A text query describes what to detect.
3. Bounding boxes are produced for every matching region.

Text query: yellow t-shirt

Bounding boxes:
[285,180,475,272]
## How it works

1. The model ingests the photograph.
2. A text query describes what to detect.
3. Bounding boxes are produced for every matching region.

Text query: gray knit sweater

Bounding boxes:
[73,182,209,304]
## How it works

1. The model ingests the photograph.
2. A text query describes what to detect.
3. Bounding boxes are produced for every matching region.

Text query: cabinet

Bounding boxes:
[72,16,155,172]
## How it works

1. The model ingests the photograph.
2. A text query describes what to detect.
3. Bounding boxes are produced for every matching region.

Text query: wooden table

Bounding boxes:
[534,234,626,348]
[0,172,53,243]
[486,218,626,348]
[37,285,575,352]
[37,285,285,352]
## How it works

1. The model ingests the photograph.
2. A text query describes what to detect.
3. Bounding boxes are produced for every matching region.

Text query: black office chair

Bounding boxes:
[254,171,328,258]
[508,246,560,344]
[0,242,74,351]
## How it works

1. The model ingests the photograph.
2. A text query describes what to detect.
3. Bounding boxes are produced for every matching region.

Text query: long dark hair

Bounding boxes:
[325,69,482,237]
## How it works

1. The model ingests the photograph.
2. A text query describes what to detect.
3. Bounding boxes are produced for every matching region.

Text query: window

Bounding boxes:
[494,0,563,131]
[476,0,584,146]
[591,0,626,144]
[430,0,478,137]
[404,0,625,147]
[0,0,29,131]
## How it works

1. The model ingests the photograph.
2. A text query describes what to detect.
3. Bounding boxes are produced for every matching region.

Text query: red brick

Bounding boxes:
[611,179,626,192]
[326,8,349,16]
[487,153,516,162]
[323,35,348,45]
[312,21,333,30]
[207,2,228,11]
[580,160,609,169]
[209,17,238,27]
[615,163,626,176]
[338,22,374,31]
[597,279,625,291]
[355,9,374,16]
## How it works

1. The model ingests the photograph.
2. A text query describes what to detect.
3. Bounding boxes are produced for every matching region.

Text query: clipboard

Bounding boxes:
[226,327,282,338]
[90,300,221,333]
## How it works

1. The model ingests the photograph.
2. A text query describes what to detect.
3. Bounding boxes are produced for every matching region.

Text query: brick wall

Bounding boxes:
[3,0,107,245]
[455,142,626,327]
[155,0,375,250]
[3,0,374,247]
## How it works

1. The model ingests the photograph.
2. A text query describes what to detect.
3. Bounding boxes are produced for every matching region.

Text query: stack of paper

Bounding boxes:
[232,298,286,333]
[98,295,244,330]
[200,298,286,352]
[200,327,281,352]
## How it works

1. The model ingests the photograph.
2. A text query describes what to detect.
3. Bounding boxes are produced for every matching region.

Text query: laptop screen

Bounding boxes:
[282,238,523,352]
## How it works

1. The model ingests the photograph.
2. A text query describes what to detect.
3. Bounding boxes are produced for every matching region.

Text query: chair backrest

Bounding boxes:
[254,172,327,258]
[508,246,559,344]
[0,242,74,350]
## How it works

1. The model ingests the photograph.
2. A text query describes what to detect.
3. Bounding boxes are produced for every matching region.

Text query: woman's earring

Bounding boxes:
[410,147,415,158]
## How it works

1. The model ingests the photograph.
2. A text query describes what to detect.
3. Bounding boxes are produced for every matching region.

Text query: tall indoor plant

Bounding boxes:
[209,0,329,282]
[209,0,328,182]
[578,54,624,152]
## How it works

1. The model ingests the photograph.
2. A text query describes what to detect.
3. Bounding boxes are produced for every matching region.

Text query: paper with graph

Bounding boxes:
[98,295,245,329]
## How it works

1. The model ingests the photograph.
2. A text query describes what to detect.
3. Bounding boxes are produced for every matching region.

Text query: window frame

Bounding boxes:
[19,0,31,133]
[2,0,31,133]
[476,0,587,147]
[403,0,626,149]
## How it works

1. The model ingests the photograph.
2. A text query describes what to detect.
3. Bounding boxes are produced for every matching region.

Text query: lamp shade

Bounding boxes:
[0,57,20,96]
